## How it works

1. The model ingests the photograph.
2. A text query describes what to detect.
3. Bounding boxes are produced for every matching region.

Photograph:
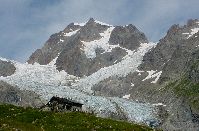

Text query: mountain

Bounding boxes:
[27,18,148,77]
[0,18,199,130]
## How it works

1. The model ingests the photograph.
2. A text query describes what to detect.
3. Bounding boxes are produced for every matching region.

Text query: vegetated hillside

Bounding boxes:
[0,104,157,131]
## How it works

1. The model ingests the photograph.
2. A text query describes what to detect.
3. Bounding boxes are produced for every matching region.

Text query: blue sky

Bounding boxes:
[0,0,199,62]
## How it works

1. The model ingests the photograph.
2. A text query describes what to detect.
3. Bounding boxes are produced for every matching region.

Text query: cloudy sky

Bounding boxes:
[0,0,199,62]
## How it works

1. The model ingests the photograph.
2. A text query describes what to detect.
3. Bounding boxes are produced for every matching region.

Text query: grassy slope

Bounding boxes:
[172,78,199,112]
[0,104,156,131]
[163,58,199,112]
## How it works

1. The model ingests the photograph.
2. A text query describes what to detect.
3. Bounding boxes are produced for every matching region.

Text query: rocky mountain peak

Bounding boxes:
[0,58,16,77]
[63,23,81,33]
[187,19,199,27]
[87,17,95,24]
[27,19,148,77]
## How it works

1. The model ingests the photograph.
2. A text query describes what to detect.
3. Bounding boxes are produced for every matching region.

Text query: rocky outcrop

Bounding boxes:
[27,24,81,65]
[0,60,16,77]
[0,81,45,108]
[109,24,148,50]
[140,19,199,73]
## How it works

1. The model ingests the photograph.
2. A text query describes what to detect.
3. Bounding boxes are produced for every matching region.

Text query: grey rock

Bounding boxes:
[28,23,81,65]
[0,81,45,108]
[0,60,16,77]
[77,18,109,42]
[109,24,148,50]
[186,48,199,83]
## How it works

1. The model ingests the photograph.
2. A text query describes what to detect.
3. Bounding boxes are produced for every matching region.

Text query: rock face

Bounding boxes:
[0,59,16,77]
[28,18,148,77]
[140,19,199,83]
[0,81,45,107]
[109,24,148,50]
[92,19,199,130]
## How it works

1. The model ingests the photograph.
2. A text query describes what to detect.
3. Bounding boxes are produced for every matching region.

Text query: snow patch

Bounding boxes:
[74,22,86,26]
[81,27,118,59]
[136,70,144,73]
[142,70,156,81]
[48,53,60,66]
[94,20,112,26]
[136,70,144,76]
[63,29,80,37]
[123,94,131,99]
[152,103,166,107]
[60,39,64,42]
[182,33,190,35]
[183,28,199,39]
[142,70,162,84]
[131,83,134,87]
[0,57,9,62]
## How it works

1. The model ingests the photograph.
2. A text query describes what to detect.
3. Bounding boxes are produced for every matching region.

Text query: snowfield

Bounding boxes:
[142,70,162,83]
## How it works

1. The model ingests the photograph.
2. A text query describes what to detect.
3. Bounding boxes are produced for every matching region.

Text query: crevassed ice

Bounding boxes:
[110,98,158,123]
[0,60,78,87]
[0,59,159,124]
